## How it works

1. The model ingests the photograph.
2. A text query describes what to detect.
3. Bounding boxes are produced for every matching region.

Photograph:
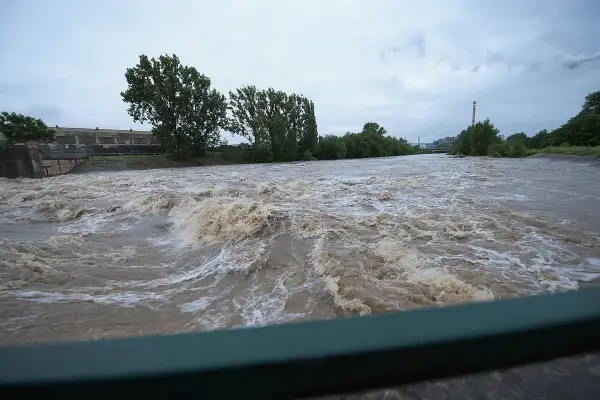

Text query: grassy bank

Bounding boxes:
[70,152,244,174]
[527,146,600,157]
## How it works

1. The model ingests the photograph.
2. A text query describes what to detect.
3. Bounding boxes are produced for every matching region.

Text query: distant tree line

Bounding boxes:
[451,90,600,157]
[313,122,420,160]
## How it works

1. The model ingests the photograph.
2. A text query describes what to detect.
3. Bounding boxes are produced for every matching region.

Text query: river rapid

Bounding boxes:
[1,154,600,347]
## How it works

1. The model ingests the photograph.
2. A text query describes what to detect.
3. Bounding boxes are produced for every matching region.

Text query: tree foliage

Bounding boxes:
[0,112,55,143]
[227,86,318,162]
[527,129,551,149]
[526,90,600,148]
[314,135,347,159]
[582,90,600,115]
[486,140,528,158]
[121,54,227,158]
[548,113,600,147]
[361,122,388,136]
[313,123,418,160]
[451,118,501,156]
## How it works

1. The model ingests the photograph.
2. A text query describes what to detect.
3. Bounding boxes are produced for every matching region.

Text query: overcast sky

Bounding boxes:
[2,0,599,144]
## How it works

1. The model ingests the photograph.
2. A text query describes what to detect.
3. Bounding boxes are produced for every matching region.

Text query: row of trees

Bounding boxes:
[121,54,418,162]
[451,90,600,157]
[313,122,419,160]
[121,54,318,160]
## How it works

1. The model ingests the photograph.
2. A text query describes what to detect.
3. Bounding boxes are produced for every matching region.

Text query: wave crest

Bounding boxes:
[173,197,285,245]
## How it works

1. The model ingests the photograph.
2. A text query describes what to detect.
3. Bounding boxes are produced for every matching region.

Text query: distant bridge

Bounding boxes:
[420,147,451,154]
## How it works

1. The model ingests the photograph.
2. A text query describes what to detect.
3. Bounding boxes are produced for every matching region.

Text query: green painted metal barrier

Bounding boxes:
[1,288,600,399]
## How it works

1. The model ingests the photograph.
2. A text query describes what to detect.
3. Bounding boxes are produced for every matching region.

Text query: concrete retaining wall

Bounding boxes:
[0,148,45,179]
[43,159,80,177]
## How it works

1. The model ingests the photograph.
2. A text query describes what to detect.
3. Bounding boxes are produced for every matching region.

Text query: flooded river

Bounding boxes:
[1,154,600,397]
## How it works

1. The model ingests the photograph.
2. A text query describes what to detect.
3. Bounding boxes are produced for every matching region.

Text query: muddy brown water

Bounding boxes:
[1,154,600,398]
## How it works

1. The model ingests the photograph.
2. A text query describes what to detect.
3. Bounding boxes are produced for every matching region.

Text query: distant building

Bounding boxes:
[34,126,161,156]
[435,136,456,146]
[50,126,159,147]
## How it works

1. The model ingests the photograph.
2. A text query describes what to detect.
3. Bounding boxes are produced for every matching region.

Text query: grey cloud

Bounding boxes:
[381,31,427,63]
[527,62,542,72]
[558,51,600,69]
[438,49,600,75]
[1,0,599,144]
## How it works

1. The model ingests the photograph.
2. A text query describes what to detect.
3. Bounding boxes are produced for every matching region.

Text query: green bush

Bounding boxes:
[487,143,506,157]
[241,145,272,163]
[451,119,502,156]
[314,135,347,160]
[506,141,528,157]
[221,146,243,162]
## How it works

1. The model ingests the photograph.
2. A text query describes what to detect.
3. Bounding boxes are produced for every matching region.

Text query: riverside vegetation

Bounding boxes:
[450,90,600,158]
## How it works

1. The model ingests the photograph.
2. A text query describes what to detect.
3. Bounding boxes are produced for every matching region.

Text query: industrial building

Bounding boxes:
[43,126,161,155]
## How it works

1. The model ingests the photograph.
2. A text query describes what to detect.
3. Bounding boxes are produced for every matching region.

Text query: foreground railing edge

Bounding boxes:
[1,288,600,399]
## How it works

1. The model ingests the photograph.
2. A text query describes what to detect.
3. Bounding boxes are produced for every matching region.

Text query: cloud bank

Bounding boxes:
[1,0,599,143]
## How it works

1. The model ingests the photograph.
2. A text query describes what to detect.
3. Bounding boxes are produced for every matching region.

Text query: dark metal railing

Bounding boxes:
[1,288,599,399]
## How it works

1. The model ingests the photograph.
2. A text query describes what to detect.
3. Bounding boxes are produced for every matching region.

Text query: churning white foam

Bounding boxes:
[171,196,284,246]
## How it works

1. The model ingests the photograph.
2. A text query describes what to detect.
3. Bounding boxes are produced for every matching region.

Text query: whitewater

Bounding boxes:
[1,154,600,346]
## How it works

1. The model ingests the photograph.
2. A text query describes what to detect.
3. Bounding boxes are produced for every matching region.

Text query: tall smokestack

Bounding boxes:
[472,101,477,127]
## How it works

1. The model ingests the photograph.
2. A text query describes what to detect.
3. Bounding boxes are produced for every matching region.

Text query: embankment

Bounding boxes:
[0,147,45,178]
[527,153,600,164]
[69,152,243,174]
[528,146,600,157]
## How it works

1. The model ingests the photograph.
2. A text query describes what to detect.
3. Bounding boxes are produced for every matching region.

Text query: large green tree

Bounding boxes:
[362,122,388,136]
[180,66,228,154]
[121,54,227,158]
[0,112,55,144]
[227,86,318,162]
[227,85,266,147]
[452,118,501,156]
[543,90,600,147]
[528,129,551,149]
[581,90,600,115]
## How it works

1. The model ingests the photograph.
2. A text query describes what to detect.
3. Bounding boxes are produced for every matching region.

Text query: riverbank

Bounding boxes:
[452,146,600,160]
[529,146,600,157]
[69,153,243,174]
[528,146,600,157]
[527,152,600,164]
[525,146,600,164]
[69,152,424,174]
